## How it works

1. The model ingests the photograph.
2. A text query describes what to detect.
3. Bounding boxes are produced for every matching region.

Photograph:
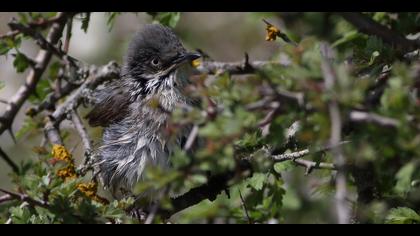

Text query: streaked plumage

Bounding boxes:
[86,24,200,199]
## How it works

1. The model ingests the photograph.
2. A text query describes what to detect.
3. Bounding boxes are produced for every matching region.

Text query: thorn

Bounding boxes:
[304,165,314,175]
[8,127,17,144]
[262,19,272,26]
[243,52,253,71]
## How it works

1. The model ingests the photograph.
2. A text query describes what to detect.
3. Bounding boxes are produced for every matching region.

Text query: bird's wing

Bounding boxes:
[85,84,131,127]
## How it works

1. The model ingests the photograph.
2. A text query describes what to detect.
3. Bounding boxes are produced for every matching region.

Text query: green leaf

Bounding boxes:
[385,207,420,224]
[368,51,380,66]
[394,162,416,196]
[150,12,181,28]
[332,30,360,48]
[106,12,120,31]
[247,173,266,191]
[13,52,30,73]
[15,117,38,140]
[0,41,11,55]
[0,81,4,90]
[273,161,295,173]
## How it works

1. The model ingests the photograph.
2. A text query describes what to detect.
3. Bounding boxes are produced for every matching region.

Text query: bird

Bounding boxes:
[86,24,201,200]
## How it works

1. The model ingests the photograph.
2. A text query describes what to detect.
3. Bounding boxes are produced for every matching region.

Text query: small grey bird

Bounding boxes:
[86,24,200,199]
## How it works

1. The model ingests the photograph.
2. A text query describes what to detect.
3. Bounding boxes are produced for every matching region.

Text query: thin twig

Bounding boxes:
[183,124,199,152]
[71,110,92,152]
[198,60,286,75]
[70,109,94,174]
[0,147,19,174]
[238,190,253,224]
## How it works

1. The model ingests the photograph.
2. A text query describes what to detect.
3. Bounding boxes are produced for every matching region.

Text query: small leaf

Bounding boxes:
[0,41,11,55]
[385,207,420,224]
[394,162,416,196]
[106,12,120,31]
[274,161,295,173]
[151,12,181,28]
[368,51,380,65]
[247,173,266,191]
[13,52,30,73]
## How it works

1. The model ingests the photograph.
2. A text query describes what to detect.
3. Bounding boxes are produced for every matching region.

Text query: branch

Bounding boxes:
[70,109,94,175]
[50,61,120,125]
[339,12,419,53]
[0,189,49,209]
[0,12,69,137]
[8,17,77,68]
[0,147,19,174]
[349,110,400,128]
[0,194,13,204]
[0,14,68,40]
[271,142,350,174]
[159,159,252,218]
[198,59,286,75]
[320,42,351,224]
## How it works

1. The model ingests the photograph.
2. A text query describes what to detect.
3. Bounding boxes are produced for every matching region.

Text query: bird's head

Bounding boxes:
[122,24,200,95]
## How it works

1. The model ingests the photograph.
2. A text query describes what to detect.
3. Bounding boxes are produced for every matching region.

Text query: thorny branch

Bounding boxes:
[0,12,69,136]
[0,12,69,172]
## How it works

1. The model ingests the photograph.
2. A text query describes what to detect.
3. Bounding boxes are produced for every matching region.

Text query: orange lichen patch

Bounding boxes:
[51,144,77,180]
[51,145,108,204]
[57,164,77,180]
[52,144,74,163]
[77,182,109,204]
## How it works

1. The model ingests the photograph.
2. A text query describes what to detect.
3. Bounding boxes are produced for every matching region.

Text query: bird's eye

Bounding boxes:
[151,58,160,66]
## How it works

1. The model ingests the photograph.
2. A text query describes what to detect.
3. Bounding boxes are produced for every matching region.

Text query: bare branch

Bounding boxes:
[0,147,19,174]
[70,109,94,175]
[320,42,351,224]
[349,110,400,128]
[70,110,92,152]
[44,116,63,145]
[0,194,13,204]
[198,60,286,75]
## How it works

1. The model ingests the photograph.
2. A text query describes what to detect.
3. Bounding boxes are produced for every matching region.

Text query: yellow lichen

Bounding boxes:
[51,144,108,204]
[265,24,281,42]
[57,164,77,180]
[77,182,108,204]
[52,144,73,163]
